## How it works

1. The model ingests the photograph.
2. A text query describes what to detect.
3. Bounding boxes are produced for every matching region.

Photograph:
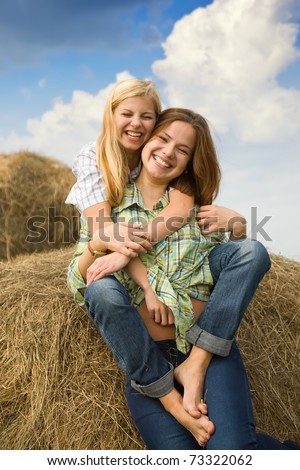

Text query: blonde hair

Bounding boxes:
[152,108,221,205]
[96,79,161,206]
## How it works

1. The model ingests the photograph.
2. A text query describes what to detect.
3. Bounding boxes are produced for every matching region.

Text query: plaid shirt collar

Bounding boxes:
[113,182,169,215]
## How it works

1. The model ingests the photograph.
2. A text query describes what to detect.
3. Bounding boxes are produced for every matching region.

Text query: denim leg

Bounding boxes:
[126,340,201,450]
[126,341,289,450]
[186,239,271,356]
[256,434,300,449]
[205,342,258,449]
[126,382,201,450]
[84,276,173,398]
[205,343,293,450]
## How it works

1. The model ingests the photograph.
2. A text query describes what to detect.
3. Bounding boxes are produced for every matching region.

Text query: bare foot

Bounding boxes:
[184,411,215,446]
[185,412,215,447]
[174,346,213,418]
[160,388,215,446]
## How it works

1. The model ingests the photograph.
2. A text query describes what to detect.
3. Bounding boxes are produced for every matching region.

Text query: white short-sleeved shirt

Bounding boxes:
[65,142,141,214]
[65,142,105,213]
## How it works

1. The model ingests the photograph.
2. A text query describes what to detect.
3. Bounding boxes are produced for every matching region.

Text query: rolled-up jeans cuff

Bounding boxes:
[130,362,174,398]
[186,324,232,357]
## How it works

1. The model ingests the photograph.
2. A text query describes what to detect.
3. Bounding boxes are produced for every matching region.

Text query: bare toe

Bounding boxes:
[188,409,202,418]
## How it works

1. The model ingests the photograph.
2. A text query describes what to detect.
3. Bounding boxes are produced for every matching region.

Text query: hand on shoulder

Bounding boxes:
[197,204,246,239]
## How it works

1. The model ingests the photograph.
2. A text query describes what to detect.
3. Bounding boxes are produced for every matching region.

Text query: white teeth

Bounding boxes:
[155,156,171,168]
[127,131,142,137]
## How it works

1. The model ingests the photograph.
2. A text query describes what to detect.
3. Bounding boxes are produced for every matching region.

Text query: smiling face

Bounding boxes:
[113,96,157,157]
[141,120,196,184]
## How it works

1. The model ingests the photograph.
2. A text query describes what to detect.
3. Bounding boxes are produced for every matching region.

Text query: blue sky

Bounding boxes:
[0,0,206,134]
[1,0,300,261]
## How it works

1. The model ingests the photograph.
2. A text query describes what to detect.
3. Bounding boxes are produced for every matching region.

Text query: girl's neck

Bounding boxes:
[126,150,140,171]
[135,170,168,209]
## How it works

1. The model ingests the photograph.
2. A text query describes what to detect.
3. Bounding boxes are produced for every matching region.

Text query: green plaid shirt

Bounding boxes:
[67,183,227,353]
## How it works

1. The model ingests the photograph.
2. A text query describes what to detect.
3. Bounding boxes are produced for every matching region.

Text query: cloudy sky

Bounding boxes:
[1,0,299,261]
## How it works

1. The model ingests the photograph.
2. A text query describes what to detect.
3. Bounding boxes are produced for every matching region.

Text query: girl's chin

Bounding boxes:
[148,171,172,182]
[123,142,141,151]
[123,135,144,147]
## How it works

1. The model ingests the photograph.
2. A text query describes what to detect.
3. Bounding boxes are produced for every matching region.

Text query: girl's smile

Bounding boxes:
[142,120,196,183]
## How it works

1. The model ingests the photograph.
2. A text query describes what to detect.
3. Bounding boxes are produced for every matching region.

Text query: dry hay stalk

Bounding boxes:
[237,254,300,442]
[0,152,79,261]
[0,247,143,450]
[0,248,299,449]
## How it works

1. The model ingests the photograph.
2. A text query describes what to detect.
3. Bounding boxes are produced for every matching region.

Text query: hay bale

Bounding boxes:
[0,247,143,450]
[0,248,299,449]
[0,152,79,261]
[237,254,300,442]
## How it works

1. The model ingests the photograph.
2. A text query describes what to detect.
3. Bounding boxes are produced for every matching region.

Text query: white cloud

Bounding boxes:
[152,0,300,144]
[215,139,300,260]
[151,0,300,260]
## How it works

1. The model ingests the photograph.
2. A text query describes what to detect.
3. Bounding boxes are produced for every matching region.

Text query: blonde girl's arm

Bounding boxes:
[144,189,195,243]
[78,201,113,280]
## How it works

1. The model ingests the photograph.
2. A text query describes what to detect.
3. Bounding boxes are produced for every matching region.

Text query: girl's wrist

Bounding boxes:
[91,231,108,252]
[143,284,153,293]
[87,240,107,258]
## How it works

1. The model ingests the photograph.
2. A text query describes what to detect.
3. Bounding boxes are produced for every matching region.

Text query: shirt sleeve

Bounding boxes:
[65,142,107,214]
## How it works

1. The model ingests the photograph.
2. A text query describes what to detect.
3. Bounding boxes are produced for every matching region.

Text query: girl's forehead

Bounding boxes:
[116,96,156,112]
[159,120,192,134]
[154,121,196,147]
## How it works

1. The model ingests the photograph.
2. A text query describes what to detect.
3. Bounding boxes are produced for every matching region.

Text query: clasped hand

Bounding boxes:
[94,222,152,257]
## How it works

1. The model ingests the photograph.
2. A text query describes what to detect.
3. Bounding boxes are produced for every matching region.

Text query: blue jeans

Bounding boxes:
[126,340,296,450]
[186,238,271,355]
[84,239,271,397]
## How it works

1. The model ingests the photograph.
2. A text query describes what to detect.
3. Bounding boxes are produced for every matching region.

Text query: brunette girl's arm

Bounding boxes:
[123,257,174,325]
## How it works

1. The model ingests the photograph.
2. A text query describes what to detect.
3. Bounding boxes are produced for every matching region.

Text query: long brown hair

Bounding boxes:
[151,108,221,205]
[96,79,161,206]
